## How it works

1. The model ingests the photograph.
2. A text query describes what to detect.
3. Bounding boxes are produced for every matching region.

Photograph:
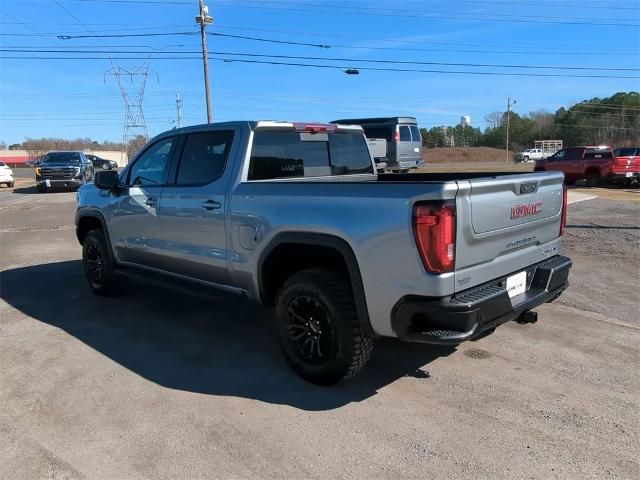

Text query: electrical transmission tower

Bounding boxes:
[104,61,157,162]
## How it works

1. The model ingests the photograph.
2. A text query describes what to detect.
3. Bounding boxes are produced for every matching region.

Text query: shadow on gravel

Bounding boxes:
[1,261,454,411]
[10,186,37,194]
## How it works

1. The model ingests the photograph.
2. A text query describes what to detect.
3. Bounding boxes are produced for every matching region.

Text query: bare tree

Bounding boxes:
[484,111,504,130]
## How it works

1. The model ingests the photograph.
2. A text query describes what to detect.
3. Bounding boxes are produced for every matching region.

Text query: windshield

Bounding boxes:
[0,161,6,167]
[44,152,81,163]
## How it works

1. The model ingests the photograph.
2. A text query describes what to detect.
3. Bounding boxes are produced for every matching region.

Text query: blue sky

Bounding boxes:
[1,0,639,145]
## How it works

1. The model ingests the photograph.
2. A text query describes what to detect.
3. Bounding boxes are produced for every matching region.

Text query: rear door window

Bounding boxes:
[410,126,421,143]
[249,131,373,180]
[174,131,234,185]
[399,126,411,142]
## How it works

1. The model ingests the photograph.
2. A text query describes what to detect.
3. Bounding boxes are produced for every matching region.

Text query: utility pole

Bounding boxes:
[196,0,213,123]
[505,97,516,163]
[175,92,184,128]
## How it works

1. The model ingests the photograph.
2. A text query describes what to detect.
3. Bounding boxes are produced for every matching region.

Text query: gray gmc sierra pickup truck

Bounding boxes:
[75,121,572,384]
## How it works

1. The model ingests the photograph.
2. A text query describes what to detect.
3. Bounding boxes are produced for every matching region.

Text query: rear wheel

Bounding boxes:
[82,229,122,296]
[585,172,600,187]
[275,268,373,385]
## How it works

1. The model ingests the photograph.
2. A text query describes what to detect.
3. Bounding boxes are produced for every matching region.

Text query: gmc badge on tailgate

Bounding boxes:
[511,201,543,219]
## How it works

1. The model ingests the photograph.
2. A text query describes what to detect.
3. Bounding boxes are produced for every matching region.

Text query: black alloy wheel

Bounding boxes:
[286,295,334,365]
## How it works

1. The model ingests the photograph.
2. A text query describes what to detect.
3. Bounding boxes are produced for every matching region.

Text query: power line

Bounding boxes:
[2,54,637,79]
[64,0,640,10]
[213,25,639,53]
[2,48,638,72]
[5,27,635,56]
[212,0,640,27]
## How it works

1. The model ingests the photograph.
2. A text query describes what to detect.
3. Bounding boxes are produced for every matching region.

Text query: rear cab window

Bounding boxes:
[613,148,638,157]
[362,127,392,142]
[248,131,373,180]
[584,148,612,159]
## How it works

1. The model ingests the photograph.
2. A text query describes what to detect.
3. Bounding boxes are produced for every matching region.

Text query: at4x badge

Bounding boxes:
[511,201,543,219]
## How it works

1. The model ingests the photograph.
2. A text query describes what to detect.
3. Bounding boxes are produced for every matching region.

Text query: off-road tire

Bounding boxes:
[275,268,373,385]
[585,172,600,187]
[82,228,122,296]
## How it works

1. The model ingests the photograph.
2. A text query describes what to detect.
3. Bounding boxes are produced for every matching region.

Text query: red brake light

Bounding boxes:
[394,129,400,142]
[560,185,568,236]
[293,122,337,134]
[413,202,456,274]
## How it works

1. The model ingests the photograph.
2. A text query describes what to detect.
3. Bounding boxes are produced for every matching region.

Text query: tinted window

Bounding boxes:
[613,148,637,157]
[399,126,411,142]
[328,133,374,175]
[549,149,566,161]
[249,132,373,180]
[410,126,421,142]
[565,148,583,161]
[128,137,175,186]
[176,131,234,185]
[584,149,612,159]
[0,161,5,167]
[44,152,81,163]
[362,127,392,142]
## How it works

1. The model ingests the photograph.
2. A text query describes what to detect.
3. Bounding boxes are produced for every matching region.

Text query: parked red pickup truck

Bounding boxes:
[610,147,640,186]
[534,146,613,186]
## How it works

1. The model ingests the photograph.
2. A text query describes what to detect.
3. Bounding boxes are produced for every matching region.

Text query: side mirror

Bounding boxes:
[94,169,120,190]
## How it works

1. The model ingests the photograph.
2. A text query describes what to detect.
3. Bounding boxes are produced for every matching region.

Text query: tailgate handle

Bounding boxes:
[520,181,538,194]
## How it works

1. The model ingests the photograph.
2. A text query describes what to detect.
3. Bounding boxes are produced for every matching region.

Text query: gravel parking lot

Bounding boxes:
[1,182,638,479]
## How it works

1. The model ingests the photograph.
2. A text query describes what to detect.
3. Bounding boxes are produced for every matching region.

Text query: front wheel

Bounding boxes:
[275,268,373,385]
[82,229,122,296]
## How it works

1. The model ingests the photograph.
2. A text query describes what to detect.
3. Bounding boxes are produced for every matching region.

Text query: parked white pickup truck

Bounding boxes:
[515,148,545,163]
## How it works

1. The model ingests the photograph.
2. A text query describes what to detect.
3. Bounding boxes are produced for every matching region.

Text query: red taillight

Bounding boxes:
[560,185,568,236]
[293,122,337,134]
[413,202,456,274]
[393,129,400,142]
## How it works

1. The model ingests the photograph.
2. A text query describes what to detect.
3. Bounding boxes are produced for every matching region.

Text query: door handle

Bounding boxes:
[202,199,221,210]
[145,197,158,207]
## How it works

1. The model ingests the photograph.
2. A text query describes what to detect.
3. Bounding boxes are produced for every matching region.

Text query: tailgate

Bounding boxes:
[470,174,562,233]
[454,172,565,291]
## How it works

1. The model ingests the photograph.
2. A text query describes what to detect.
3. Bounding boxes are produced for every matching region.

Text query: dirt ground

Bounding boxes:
[423,147,511,164]
[0,180,638,479]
